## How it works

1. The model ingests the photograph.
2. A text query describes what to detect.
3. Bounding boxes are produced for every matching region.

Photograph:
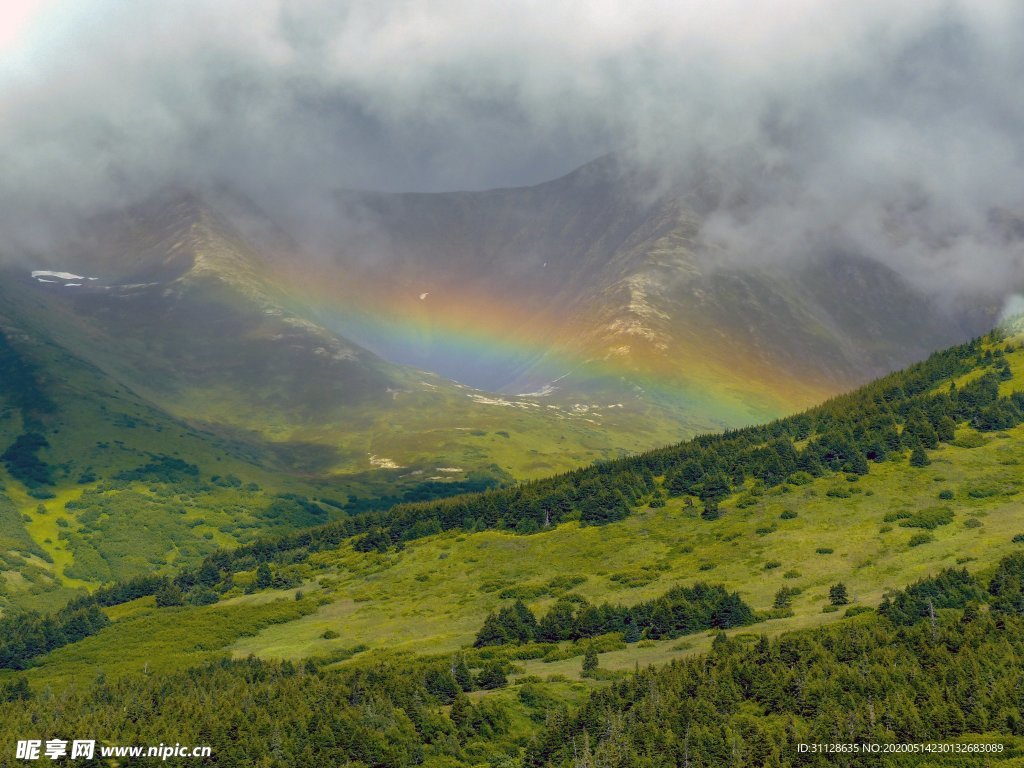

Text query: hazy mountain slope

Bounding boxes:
[299,156,994,417]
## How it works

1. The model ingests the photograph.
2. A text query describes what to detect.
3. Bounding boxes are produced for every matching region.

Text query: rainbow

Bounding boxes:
[265,261,838,433]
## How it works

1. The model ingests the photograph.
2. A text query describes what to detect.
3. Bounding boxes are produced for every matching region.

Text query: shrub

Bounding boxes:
[763,560,782,570]
[844,606,874,617]
[780,509,798,520]
[322,629,339,640]
[787,472,813,486]
[938,489,955,500]
[908,532,934,547]
[816,548,834,555]
[884,506,954,530]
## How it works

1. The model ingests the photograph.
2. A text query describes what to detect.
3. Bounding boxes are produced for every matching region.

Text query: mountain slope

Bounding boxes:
[281,155,996,422]
[6,320,1023,676]
[3,322,1024,767]
[0,196,703,611]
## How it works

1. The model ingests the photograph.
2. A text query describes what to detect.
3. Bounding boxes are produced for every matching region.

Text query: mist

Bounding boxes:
[1,0,1023,300]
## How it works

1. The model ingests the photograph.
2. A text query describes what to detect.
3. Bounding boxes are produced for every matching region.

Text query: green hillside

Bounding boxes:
[2,322,1024,765]
[0,242,688,614]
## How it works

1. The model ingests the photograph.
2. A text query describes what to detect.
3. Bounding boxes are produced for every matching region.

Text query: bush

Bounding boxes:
[780,509,798,520]
[844,606,874,617]
[938,489,955,500]
[816,548,834,555]
[884,506,954,530]
[322,629,339,640]
[908,532,934,547]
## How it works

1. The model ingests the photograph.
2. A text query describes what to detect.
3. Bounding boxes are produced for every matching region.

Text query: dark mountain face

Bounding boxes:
[276,155,998,407]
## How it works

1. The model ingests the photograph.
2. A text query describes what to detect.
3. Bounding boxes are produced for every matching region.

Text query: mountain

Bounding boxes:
[1,157,1007,613]
[2,321,1024,765]
[280,154,998,421]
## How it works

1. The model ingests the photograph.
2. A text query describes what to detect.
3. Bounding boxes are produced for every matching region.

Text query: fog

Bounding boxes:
[1,0,1022,301]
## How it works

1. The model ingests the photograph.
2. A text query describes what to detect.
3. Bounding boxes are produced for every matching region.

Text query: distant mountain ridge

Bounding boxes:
[300,154,998,409]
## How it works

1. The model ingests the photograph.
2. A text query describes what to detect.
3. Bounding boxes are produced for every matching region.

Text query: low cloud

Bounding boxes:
[1,0,1022,299]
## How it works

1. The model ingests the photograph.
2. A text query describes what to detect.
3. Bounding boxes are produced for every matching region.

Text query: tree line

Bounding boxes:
[475,583,754,647]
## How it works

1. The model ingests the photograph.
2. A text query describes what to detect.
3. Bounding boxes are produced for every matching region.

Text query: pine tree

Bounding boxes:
[256,563,273,589]
[829,583,849,606]
[582,645,599,677]
[909,446,931,468]
[155,581,184,607]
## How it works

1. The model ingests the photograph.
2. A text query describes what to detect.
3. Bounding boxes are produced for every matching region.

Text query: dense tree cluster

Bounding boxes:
[475,583,754,647]
[114,454,200,483]
[0,432,53,488]
[0,654,520,767]
[878,568,987,626]
[527,609,1024,767]
[0,603,109,669]
[0,330,56,418]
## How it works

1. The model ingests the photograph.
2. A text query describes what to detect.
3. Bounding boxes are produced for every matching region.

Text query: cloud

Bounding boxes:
[0,0,1022,298]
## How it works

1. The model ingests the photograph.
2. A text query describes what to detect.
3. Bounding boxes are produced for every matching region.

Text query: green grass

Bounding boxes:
[2,594,317,690]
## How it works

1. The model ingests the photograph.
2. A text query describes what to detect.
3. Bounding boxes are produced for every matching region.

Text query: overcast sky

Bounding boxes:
[1,0,1023,298]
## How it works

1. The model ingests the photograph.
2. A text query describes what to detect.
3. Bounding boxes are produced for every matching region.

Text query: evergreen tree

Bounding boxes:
[581,645,599,677]
[828,583,849,606]
[155,581,184,608]
[255,563,273,589]
[909,446,931,467]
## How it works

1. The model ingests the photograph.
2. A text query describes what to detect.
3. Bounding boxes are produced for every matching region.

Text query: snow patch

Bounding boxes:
[32,270,96,281]
[368,454,404,470]
[468,394,539,409]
